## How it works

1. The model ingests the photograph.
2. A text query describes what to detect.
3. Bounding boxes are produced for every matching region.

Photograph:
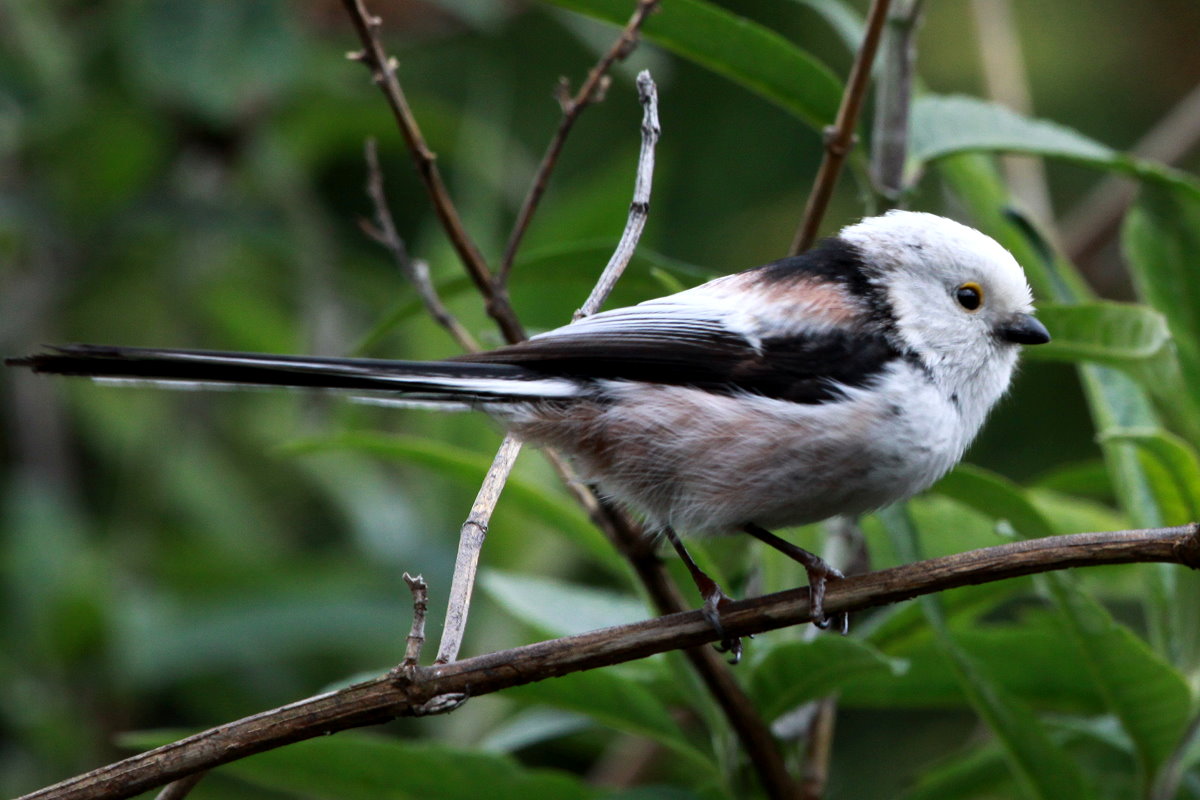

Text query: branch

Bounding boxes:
[576,70,660,319]
[433,72,662,666]
[791,0,894,254]
[496,0,661,288]
[339,0,526,343]
[23,524,1200,800]
[360,138,481,353]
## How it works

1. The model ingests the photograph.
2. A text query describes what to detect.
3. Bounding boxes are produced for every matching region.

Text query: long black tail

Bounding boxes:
[6,344,581,403]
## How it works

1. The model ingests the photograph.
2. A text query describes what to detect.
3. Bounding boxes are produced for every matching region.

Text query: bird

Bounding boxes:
[7,210,1050,658]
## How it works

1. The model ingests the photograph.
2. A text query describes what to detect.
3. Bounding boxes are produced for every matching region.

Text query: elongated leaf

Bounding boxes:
[1030,302,1171,366]
[1101,428,1200,524]
[748,637,906,719]
[541,0,843,129]
[843,623,1104,714]
[283,433,624,575]
[790,0,863,52]
[912,95,1114,167]
[481,570,647,637]
[1124,183,1200,425]
[935,466,1194,781]
[504,670,718,779]
[210,733,596,800]
[878,506,1097,800]
[1028,303,1200,443]
[914,96,1200,199]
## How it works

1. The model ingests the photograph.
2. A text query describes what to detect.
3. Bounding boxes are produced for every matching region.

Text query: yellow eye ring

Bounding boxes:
[955,282,984,311]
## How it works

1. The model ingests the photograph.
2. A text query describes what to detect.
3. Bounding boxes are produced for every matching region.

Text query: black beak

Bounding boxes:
[998,313,1050,345]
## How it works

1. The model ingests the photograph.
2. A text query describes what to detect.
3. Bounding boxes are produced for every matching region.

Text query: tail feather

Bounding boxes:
[6,344,581,402]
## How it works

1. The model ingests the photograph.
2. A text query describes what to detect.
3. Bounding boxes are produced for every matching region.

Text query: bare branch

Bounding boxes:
[361,139,481,353]
[435,433,523,664]
[434,74,660,665]
[496,0,661,288]
[23,524,1200,800]
[791,0,894,254]
[339,0,526,343]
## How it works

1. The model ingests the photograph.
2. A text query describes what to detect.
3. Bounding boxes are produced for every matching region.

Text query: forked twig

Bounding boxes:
[340,0,526,343]
[360,139,480,353]
[402,573,429,666]
[497,0,661,287]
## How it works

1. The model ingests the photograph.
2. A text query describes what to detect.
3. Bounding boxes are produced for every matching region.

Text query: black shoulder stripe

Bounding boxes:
[750,237,875,295]
[458,328,907,404]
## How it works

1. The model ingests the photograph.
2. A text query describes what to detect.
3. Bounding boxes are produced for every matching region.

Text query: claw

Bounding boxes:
[702,588,742,664]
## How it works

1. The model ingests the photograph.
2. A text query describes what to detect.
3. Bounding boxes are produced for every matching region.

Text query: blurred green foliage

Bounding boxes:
[3,0,1200,798]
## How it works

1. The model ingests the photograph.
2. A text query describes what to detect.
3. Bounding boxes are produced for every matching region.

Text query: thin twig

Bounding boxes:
[23,524,1200,800]
[870,0,923,202]
[433,74,662,666]
[360,139,481,353]
[435,434,523,664]
[576,71,660,319]
[339,0,526,343]
[791,0,894,254]
[402,573,428,666]
[496,0,661,289]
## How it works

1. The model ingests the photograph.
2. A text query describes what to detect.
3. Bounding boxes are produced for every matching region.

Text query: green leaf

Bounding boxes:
[878,506,1097,800]
[790,0,863,53]
[505,670,718,780]
[934,466,1055,539]
[912,95,1115,167]
[1124,182,1200,425]
[217,733,598,800]
[481,570,648,637]
[914,96,1200,200]
[541,0,843,130]
[1030,302,1171,368]
[844,621,1104,714]
[1101,428,1200,524]
[283,432,625,575]
[748,637,906,719]
[1045,584,1193,780]
[1028,302,1200,444]
[932,466,1194,783]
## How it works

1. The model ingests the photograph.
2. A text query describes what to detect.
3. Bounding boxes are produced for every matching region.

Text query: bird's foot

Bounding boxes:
[700,583,744,664]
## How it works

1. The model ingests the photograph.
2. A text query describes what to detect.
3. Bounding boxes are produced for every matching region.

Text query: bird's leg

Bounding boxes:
[743,523,848,633]
[663,526,743,663]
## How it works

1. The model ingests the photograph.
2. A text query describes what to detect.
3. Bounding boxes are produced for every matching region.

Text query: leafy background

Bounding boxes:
[3,0,1200,798]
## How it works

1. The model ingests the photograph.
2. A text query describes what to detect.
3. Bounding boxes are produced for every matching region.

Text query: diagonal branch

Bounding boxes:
[496,0,661,289]
[22,524,1200,800]
[340,0,526,343]
[791,0,894,254]
[433,71,661,666]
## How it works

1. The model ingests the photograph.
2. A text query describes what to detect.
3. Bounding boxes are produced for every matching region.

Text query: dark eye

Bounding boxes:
[955,282,984,311]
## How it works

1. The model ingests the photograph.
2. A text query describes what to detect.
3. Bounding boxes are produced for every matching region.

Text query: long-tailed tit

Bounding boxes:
[8,210,1050,655]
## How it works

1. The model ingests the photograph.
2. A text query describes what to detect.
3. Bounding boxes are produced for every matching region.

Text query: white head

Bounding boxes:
[839,210,1048,427]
